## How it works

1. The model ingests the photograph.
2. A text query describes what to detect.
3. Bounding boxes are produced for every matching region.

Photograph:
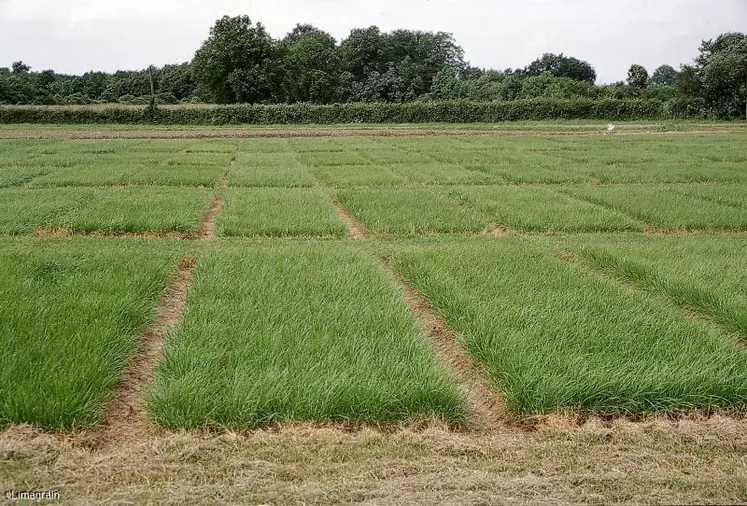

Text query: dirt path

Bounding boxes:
[331,199,367,239]
[1,125,745,140]
[93,257,195,448]
[194,142,240,239]
[385,268,508,431]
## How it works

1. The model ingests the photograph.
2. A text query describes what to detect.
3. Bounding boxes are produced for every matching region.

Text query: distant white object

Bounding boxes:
[607,124,616,134]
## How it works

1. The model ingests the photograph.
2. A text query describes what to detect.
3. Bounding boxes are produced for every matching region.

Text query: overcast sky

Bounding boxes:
[0,0,744,83]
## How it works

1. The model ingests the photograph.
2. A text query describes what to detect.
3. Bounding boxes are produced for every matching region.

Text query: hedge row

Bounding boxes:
[0,98,700,125]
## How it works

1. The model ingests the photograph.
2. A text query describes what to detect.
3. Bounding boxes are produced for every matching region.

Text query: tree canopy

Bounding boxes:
[524,53,597,84]
[1,15,744,119]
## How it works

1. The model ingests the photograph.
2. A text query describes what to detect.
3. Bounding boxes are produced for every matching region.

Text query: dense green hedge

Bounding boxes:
[0,98,700,125]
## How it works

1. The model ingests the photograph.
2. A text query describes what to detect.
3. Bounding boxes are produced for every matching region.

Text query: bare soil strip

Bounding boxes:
[194,197,222,239]
[31,226,190,240]
[218,141,242,190]
[1,126,744,140]
[95,257,196,448]
[331,199,367,239]
[488,222,514,237]
[217,158,234,189]
[384,265,507,431]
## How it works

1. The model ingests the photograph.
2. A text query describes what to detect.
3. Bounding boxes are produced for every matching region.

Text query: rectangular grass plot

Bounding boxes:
[449,185,642,232]
[309,164,406,188]
[0,238,184,429]
[55,187,212,234]
[29,162,144,187]
[391,163,499,185]
[338,188,487,235]
[299,150,371,167]
[0,187,86,234]
[149,243,466,428]
[0,166,53,187]
[667,183,747,209]
[564,185,747,231]
[394,239,747,416]
[229,152,314,188]
[572,234,747,338]
[218,188,346,237]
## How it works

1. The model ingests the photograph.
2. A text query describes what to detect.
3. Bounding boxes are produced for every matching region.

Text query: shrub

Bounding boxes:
[0,98,698,125]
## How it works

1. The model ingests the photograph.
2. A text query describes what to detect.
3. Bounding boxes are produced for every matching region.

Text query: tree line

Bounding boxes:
[1,16,745,119]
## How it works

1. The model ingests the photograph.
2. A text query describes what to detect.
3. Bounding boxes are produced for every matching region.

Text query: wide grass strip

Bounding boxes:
[563,185,747,231]
[573,234,747,339]
[449,185,642,232]
[0,238,184,429]
[338,188,487,235]
[218,188,347,237]
[0,187,212,235]
[149,242,467,427]
[394,238,747,416]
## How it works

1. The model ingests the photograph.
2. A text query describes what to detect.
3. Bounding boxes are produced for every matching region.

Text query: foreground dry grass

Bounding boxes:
[2,417,746,505]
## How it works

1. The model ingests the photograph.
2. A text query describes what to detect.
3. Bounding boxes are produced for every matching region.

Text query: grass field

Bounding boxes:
[2,124,747,504]
[218,188,347,237]
[0,238,183,429]
[391,237,747,415]
[149,242,466,427]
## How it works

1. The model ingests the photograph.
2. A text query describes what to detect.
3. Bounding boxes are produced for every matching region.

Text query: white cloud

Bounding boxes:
[0,0,744,81]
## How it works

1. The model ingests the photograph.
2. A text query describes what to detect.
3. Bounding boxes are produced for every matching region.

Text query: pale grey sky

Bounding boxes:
[0,0,745,83]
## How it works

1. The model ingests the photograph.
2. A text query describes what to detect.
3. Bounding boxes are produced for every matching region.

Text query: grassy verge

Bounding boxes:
[391,237,747,416]
[149,241,466,427]
[0,238,184,429]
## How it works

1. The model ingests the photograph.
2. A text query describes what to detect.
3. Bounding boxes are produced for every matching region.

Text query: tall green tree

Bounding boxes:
[627,64,649,88]
[192,15,279,103]
[693,32,747,118]
[280,26,341,103]
[525,53,596,84]
[650,65,679,85]
[340,26,387,84]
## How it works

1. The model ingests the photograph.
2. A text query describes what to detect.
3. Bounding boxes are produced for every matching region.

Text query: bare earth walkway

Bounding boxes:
[327,193,507,430]
[95,257,196,448]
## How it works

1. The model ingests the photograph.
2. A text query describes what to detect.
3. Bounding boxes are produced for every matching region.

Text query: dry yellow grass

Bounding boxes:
[2,416,746,505]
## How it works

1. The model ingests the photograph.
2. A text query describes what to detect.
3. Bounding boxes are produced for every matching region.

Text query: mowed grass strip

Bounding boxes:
[0,187,86,234]
[56,187,213,234]
[562,185,747,230]
[0,187,211,235]
[338,188,487,235]
[229,152,314,188]
[449,185,642,232]
[573,234,747,339]
[218,188,347,237]
[149,243,466,428]
[307,164,406,188]
[666,183,747,209]
[393,238,747,416]
[0,238,184,429]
